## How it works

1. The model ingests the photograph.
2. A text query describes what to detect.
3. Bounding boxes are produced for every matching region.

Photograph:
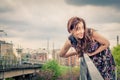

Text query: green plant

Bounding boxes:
[37,60,80,80]
[6,78,14,80]
[112,45,120,79]
[112,45,120,66]
[39,60,61,80]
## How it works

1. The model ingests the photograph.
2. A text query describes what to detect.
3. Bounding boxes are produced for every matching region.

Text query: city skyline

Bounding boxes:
[0,0,120,49]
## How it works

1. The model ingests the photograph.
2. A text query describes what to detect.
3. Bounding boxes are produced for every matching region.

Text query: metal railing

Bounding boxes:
[80,54,104,80]
[0,56,42,72]
[0,56,43,79]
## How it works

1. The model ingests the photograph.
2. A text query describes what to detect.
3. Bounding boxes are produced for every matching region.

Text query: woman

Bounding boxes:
[59,17,116,80]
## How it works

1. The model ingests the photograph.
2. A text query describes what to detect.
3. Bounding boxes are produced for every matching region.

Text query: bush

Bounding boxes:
[37,60,61,80]
[112,45,120,79]
[6,78,14,80]
[37,60,80,80]
[58,66,80,80]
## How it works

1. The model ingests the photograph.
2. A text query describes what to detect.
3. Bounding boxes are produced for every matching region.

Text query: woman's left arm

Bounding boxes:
[87,30,110,56]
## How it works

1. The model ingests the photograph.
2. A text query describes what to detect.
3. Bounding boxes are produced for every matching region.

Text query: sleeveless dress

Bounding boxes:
[68,31,116,80]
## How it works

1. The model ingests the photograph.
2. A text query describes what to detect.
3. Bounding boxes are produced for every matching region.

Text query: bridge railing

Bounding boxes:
[0,56,42,72]
[80,54,104,80]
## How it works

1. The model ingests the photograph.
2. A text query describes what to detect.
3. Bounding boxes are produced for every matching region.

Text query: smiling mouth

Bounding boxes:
[79,34,83,36]
[79,34,84,37]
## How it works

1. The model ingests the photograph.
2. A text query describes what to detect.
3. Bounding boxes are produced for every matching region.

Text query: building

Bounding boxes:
[0,40,17,65]
[21,48,48,64]
[51,48,80,66]
[65,55,80,66]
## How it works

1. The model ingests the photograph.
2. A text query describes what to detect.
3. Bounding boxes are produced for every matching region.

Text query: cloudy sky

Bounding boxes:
[0,0,120,50]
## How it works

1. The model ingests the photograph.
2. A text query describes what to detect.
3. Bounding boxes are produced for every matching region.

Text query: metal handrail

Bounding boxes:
[0,56,42,72]
[80,54,104,80]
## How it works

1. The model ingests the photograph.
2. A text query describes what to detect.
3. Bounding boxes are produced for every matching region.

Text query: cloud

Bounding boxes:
[96,23,120,38]
[0,0,71,50]
[0,7,13,13]
[65,0,120,8]
[0,0,120,49]
[92,22,120,48]
[0,0,14,13]
[79,6,120,24]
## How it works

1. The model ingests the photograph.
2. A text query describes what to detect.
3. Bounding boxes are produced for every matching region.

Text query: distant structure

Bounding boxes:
[16,47,23,64]
[0,40,17,65]
[0,29,7,40]
[51,48,80,66]
[21,48,47,64]
[0,28,17,65]
[117,35,119,45]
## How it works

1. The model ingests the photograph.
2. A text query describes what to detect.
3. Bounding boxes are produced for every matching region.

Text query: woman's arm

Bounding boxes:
[63,52,78,58]
[59,39,77,58]
[87,30,110,56]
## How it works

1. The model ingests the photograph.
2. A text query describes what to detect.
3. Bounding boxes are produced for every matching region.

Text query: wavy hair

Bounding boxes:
[67,17,92,56]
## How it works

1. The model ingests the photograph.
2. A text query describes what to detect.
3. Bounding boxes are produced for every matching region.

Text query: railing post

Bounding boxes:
[80,54,104,80]
[80,57,88,80]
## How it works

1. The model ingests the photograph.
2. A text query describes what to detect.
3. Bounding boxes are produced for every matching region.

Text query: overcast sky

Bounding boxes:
[0,0,120,50]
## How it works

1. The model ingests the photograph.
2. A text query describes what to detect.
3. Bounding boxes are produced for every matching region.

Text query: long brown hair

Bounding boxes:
[67,17,92,56]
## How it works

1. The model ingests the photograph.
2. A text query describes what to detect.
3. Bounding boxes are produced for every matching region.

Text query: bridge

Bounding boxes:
[0,39,43,80]
[0,62,42,80]
[0,54,117,80]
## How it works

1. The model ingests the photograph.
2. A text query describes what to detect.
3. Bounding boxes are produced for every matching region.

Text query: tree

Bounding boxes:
[112,45,120,79]
[39,60,61,80]
[112,45,120,66]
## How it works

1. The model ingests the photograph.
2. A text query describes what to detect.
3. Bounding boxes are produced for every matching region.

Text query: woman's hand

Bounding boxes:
[86,53,94,56]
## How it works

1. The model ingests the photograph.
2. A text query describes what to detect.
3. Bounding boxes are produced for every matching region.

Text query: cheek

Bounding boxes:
[73,33,78,37]
[83,30,85,34]
[82,29,85,33]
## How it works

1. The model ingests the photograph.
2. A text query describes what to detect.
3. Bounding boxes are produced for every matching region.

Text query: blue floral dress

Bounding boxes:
[69,33,116,80]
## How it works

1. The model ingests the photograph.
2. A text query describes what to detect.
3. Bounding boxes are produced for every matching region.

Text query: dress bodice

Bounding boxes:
[68,29,116,80]
[68,34,101,56]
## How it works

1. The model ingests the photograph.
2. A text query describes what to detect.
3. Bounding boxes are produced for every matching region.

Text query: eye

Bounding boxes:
[81,25,84,29]
[75,22,84,31]
[76,27,79,30]
[75,26,81,31]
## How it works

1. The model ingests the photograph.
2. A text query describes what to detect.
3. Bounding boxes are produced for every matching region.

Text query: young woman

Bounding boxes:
[59,17,116,80]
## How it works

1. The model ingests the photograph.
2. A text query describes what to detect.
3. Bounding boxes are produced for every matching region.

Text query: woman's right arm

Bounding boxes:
[59,39,77,58]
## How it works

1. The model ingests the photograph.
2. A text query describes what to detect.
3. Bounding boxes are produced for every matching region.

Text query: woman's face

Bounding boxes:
[71,22,85,39]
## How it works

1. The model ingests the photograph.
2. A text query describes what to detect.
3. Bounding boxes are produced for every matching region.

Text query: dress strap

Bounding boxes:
[68,35,77,47]
[87,28,93,37]
[87,28,95,42]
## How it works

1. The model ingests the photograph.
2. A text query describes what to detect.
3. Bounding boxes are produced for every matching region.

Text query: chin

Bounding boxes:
[80,36,84,39]
[78,37,83,39]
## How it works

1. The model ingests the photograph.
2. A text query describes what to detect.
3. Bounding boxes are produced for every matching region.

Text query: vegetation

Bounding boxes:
[6,78,14,80]
[37,60,80,80]
[37,60,62,80]
[112,45,120,79]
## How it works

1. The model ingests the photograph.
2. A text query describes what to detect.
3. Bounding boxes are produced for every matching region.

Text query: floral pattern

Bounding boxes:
[69,35,116,80]
[88,42,116,80]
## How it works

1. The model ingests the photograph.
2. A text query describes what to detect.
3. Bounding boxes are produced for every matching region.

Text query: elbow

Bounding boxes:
[59,53,64,57]
[59,50,66,57]
[59,52,67,58]
[59,53,68,58]
[59,54,62,57]
[104,41,110,48]
[106,41,110,47]
[107,42,110,47]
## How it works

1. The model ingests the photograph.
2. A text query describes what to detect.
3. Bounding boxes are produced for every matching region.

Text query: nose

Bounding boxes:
[77,29,84,34]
